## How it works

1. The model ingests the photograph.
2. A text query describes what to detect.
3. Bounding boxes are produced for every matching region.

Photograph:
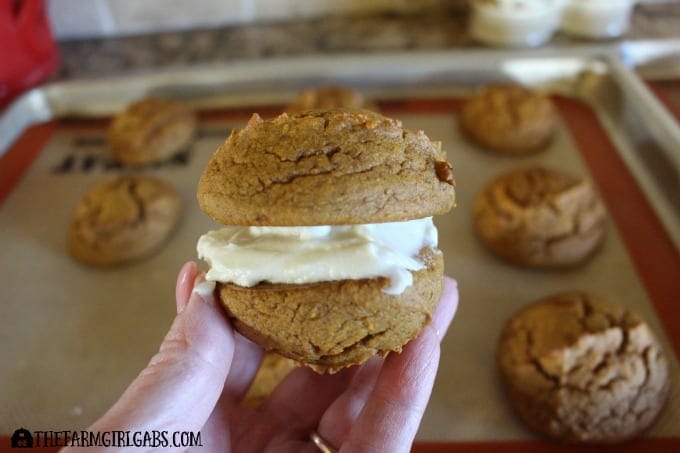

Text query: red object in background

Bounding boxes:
[0,0,59,107]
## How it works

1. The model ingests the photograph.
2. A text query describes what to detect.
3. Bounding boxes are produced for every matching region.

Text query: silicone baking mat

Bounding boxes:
[649,80,680,123]
[0,98,678,451]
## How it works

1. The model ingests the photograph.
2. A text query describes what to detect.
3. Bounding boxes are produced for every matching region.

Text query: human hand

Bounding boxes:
[68,261,459,452]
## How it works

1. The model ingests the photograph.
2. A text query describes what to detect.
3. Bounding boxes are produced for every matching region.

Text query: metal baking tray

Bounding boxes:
[1,47,679,448]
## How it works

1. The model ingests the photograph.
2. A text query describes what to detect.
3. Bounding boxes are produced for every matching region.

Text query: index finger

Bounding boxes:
[340,277,459,453]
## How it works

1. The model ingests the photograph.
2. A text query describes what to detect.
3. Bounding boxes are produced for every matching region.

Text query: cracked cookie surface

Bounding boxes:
[497,292,670,444]
[108,98,197,166]
[473,166,606,268]
[68,176,182,266]
[197,109,455,225]
[218,248,443,373]
[459,85,558,154]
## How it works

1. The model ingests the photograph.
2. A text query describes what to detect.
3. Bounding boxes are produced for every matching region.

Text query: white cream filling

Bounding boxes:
[192,280,216,298]
[197,217,438,295]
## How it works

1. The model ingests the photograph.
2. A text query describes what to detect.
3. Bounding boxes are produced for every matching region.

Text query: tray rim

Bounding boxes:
[2,43,678,250]
[2,42,679,138]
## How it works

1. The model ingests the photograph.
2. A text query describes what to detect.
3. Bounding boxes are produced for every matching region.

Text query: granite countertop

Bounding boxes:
[55,2,680,80]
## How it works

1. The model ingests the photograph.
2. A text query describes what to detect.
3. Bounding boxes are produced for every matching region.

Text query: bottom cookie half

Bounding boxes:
[218,248,444,373]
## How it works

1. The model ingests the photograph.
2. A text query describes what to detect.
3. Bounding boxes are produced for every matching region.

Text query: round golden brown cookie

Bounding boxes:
[243,353,298,407]
[108,98,197,166]
[218,248,443,374]
[497,292,670,444]
[68,176,182,266]
[286,85,379,113]
[459,85,558,154]
[473,166,606,268]
[197,109,455,226]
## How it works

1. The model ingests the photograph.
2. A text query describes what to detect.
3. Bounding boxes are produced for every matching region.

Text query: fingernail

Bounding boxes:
[176,263,197,314]
[179,276,208,314]
[179,262,196,288]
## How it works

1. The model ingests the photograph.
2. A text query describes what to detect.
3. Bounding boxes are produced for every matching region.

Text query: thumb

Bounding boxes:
[91,262,235,433]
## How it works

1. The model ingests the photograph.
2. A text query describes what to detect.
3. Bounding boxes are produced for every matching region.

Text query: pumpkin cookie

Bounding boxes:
[473,166,606,268]
[108,98,197,166]
[460,85,558,154]
[69,176,182,266]
[498,292,670,443]
[218,248,443,373]
[286,85,378,113]
[198,109,454,226]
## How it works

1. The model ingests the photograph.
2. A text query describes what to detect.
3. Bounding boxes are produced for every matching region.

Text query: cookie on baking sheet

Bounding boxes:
[219,248,442,373]
[198,109,455,226]
[243,353,298,407]
[286,85,379,113]
[497,292,670,444]
[108,98,197,166]
[68,176,182,266]
[459,85,558,154]
[473,166,606,268]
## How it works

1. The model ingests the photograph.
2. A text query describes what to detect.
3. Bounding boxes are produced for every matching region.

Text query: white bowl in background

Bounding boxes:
[560,0,637,39]
[469,0,565,47]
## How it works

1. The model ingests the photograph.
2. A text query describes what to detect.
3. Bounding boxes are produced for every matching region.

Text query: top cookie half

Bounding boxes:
[198,109,456,225]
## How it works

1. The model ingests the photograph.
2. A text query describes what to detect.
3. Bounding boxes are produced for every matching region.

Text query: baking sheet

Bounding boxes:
[0,99,678,440]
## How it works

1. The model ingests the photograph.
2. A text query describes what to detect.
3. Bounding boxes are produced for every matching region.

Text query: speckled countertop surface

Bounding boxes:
[55,3,680,80]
